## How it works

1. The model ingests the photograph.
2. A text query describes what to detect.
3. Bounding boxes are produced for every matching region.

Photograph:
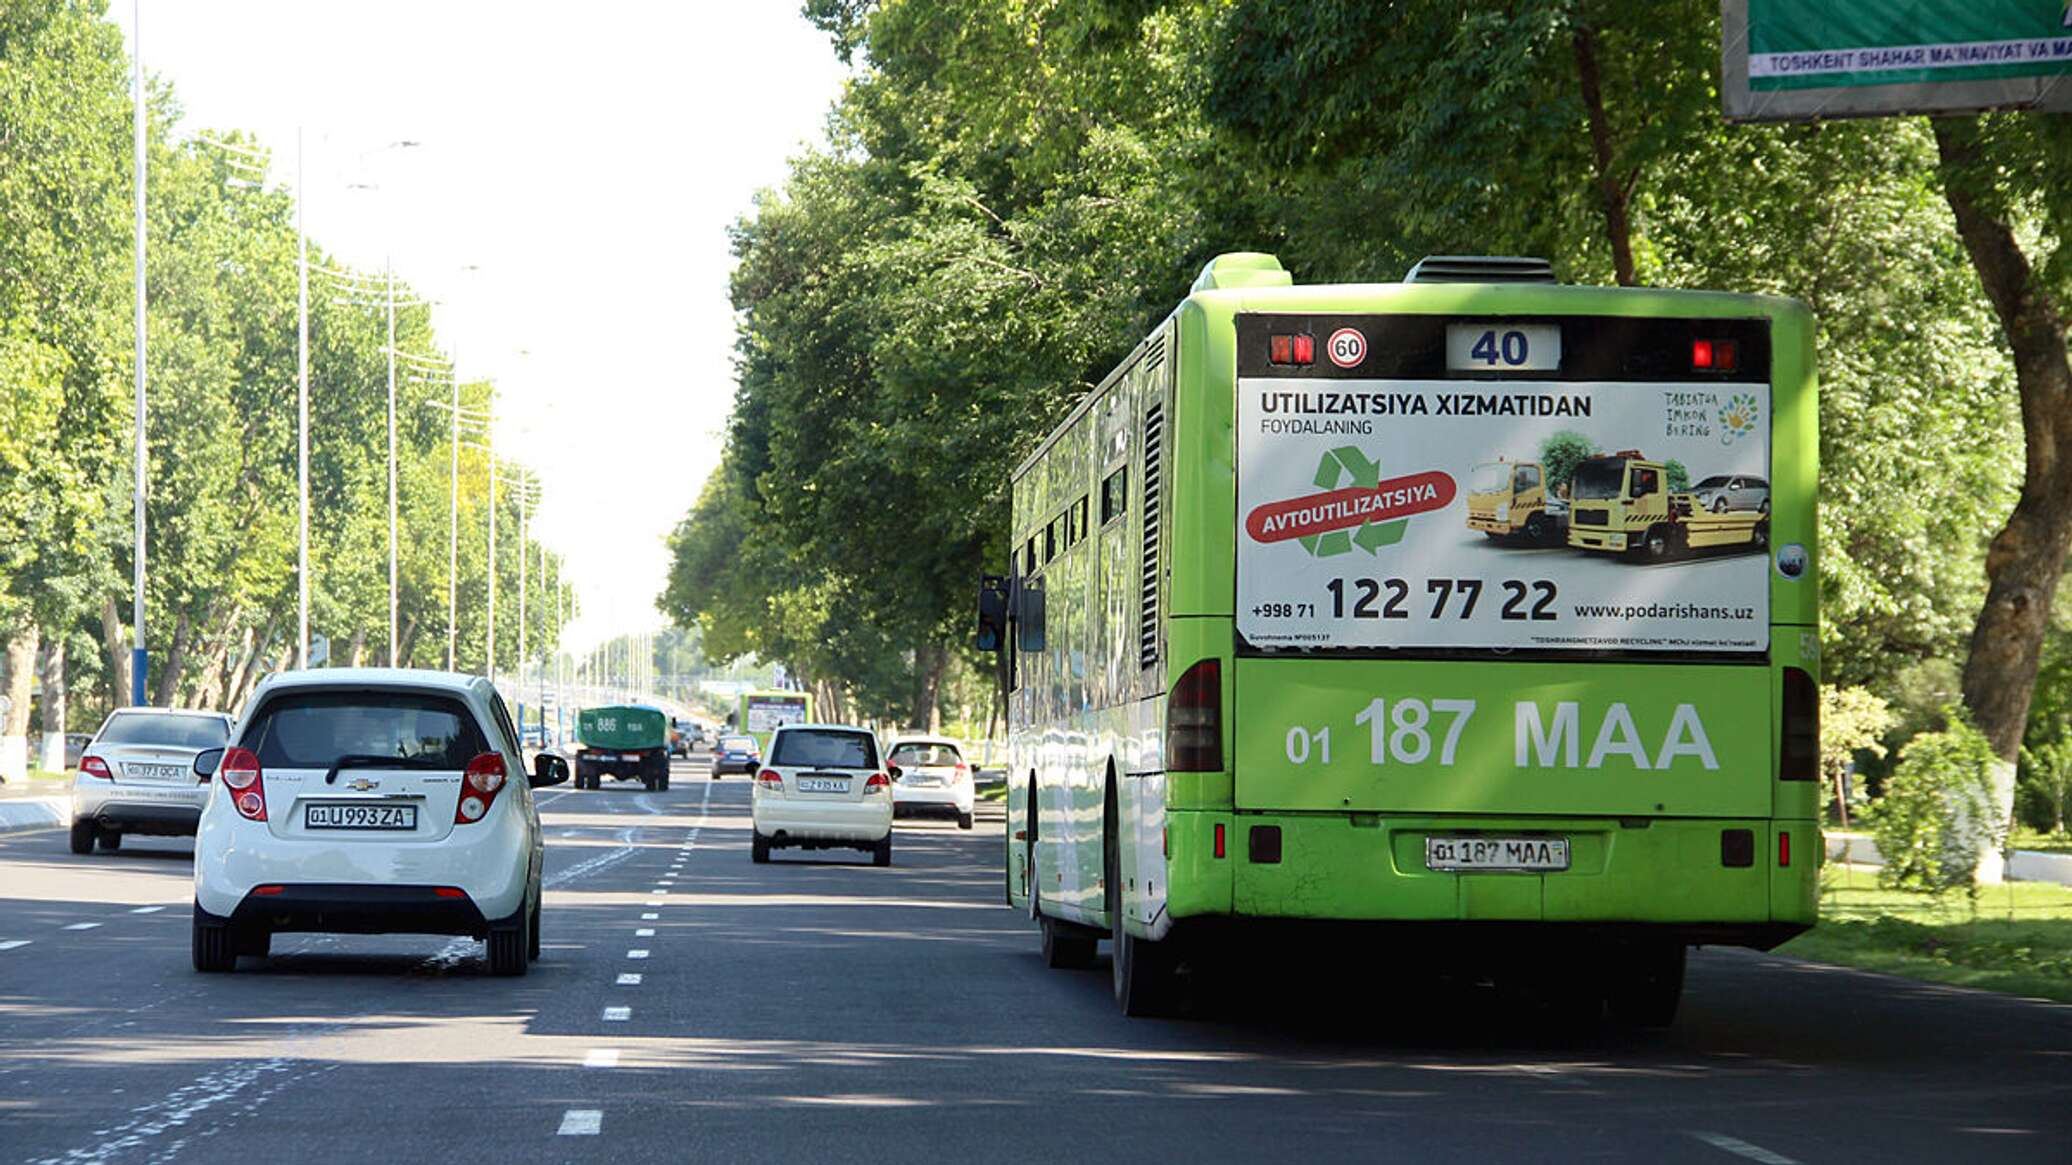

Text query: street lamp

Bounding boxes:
[129,0,147,706]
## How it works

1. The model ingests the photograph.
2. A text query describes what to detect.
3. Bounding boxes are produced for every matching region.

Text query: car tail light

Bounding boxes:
[220,747,266,821]
[434,886,466,899]
[80,756,113,780]
[1780,667,1817,780]
[864,772,890,795]
[954,762,970,781]
[1166,659,1223,772]
[456,752,507,824]
[756,768,783,793]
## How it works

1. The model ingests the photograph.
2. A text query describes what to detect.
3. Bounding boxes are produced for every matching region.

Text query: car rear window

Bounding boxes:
[770,729,877,769]
[243,692,488,770]
[890,743,961,766]
[97,712,229,749]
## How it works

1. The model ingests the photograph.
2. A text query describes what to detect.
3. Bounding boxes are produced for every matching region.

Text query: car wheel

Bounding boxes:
[487,907,530,977]
[658,773,670,792]
[192,906,237,973]
[958,811,974,830]
[872,831,893,868]
[528,893,542,961]
[751,830,770,864]
[96,829,122,852]
[1607,941,1686,1028]
[1711,496,1728,513]
[1759,497,1770,515]
[69,820,94,855]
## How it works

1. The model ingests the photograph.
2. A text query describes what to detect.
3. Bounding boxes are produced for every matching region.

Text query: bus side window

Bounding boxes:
[1076,496,1089,544]
[1102,467,1127,524]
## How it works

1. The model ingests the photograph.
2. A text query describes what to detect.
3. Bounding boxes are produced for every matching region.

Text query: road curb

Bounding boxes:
[1826,830,2072,888]
[0,795,67,833]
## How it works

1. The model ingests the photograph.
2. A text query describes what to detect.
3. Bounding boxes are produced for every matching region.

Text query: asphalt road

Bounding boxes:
[2,754,2068,1164]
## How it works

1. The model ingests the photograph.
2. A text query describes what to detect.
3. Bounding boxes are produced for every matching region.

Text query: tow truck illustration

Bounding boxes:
[1565,450,1767,560]
[1465,457,1567,545]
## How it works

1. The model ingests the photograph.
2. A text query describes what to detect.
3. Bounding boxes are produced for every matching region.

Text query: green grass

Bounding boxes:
[1779,864,2072,1002]
[2011,827,2072,856]
[978,782,1009,803]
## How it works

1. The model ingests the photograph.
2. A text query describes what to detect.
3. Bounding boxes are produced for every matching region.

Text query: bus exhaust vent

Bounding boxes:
[1404,255,1557,284]
[1140,403,1164,669]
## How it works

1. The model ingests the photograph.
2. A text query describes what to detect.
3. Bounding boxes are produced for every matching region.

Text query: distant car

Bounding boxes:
[751,723,893,866]
[1689,474,1769,514]
[63,732,92,769]
[887,736,974,830]
[71,707,235,855]
[669,719,693,759]
[711,734,760,778]
[189,668,567,974]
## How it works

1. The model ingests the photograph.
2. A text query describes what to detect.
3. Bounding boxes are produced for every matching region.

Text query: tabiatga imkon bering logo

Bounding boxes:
[1717,393,1760,446]
[1244,446,1457,558]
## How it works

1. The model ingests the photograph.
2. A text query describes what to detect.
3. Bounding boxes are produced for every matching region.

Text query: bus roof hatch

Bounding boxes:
[1404,255,1557,284]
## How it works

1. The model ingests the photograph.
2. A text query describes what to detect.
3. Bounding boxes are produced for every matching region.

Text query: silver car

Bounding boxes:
[71,707,235,855]
[1689,474,1769,514]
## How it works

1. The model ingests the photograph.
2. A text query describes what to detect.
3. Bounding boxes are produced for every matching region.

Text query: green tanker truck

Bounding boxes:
[574,704,672,792]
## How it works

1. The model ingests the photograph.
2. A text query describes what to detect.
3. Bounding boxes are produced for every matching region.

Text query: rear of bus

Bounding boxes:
[1166,255,1819,1011]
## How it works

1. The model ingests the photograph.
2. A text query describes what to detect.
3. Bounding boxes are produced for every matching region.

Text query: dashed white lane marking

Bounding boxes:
[640,912,658,920]
[656,879,674,885]
[646,899,663,906]
[601,1007,631,1022]
[62,922,100,931]
[617,973,642,985]
[0,940,29,952]
[558,1109,603,1136]
[653,889,669,895]
[627,949,650,959]
[635,928,655,937]
[584,1049,620,1068]
[130,906,165,914]
[1691,1132,1801,1164]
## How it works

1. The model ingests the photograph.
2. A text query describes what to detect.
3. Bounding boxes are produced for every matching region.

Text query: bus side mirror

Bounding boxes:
[1016,583,1045,652]
[976,575,1008,653]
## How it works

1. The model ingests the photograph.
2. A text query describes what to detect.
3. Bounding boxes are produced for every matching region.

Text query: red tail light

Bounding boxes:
[456,752,507,824]
[221,747,266,821]
[1780,667,1817,780]
[433,886,466,899]
[864,772,890,795]
[1213,822,1226,859]
[1778,830,1792,867]
[1166,659,1223,772]
[756,768,783,793]
[80,756,113,780]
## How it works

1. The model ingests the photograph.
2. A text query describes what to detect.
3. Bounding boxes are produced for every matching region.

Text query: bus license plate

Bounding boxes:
[1426,836,1569,872]
[797,777,849,794]
[306,803,418,831]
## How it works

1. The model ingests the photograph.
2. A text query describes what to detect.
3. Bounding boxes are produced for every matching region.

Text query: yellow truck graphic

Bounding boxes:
[1465,458,1566,544]
[1566,450,1768,560]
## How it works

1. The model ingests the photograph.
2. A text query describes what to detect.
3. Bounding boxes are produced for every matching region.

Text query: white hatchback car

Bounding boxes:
[190,669,567,975]
[886,736,974,830]
[71,707,235,854]
[751,723,894,866]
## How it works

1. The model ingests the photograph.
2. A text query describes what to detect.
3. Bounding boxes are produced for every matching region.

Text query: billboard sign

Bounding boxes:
[1722,0,2072,121]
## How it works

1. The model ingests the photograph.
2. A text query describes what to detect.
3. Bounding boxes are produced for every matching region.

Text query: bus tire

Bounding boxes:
[1040,915,1095,970]
[1608,942,1685,1028]
[1107,784,1177,1016]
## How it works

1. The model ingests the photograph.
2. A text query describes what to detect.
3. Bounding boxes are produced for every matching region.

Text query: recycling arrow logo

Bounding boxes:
[1299,446,1408,557]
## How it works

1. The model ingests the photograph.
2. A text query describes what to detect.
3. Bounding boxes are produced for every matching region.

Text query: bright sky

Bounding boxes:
[117,2,849,652]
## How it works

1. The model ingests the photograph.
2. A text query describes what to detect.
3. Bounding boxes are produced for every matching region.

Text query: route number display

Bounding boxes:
[1445,323,1561,371]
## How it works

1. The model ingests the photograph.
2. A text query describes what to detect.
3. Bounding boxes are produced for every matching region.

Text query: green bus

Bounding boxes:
[976,252,1819,1019]
[736,689,813,754]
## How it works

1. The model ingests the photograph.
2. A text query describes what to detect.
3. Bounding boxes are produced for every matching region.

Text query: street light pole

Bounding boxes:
[296,127,310,670]
[487,417,497,686]
[386,260,399,667]
[448,374,459,670]
[130,0,148,707]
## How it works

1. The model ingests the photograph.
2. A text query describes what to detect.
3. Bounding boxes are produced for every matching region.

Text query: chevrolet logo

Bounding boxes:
[347,777,380,792]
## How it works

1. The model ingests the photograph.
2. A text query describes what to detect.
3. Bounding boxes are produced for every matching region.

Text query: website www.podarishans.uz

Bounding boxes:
[1570,601,1757,621]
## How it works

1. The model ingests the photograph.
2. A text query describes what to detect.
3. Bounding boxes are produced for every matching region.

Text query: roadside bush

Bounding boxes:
[2018,736,2072,836]
[1868,709,2002,893]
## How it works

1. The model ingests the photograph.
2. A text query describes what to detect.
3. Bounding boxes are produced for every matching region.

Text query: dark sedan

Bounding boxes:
[710,734,761,778]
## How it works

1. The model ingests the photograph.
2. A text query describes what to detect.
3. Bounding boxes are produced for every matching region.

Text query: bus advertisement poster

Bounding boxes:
[1234,378,1772,655]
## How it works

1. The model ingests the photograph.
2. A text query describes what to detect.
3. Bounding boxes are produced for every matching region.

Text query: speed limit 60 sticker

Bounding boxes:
[1326,327,1367,368]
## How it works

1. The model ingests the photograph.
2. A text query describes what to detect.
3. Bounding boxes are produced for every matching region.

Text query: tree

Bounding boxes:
[1870,709,2002,895]
[1821,684,1895,828]
[2019,735,2072,837]
[1537,431,1599,495]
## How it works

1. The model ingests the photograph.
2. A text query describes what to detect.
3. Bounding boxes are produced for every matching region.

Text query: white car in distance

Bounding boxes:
[189,669,567,975]
[887,736,975,830]
[751,723,894,866]
[71,707,235,855]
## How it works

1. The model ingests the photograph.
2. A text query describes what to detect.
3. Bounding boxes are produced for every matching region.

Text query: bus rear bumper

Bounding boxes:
[1165,810,1816,949]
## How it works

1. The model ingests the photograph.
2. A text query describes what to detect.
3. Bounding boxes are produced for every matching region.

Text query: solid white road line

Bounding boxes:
[584,1049,620,1068]
[0,940,29,952]
[602,1007,631,1022]
[1691,1132,1801,1165]
[61,922,100,931]
[617,973,643,985]
[558,1109,603,1135]
[635,928,655,937]
[627,949,650,959]
[130,905,165,914]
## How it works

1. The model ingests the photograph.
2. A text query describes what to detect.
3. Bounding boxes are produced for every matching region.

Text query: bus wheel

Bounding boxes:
[1040,916,1096,970]
[1608,942,1686,1028]
[1107,791,1178,1016]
